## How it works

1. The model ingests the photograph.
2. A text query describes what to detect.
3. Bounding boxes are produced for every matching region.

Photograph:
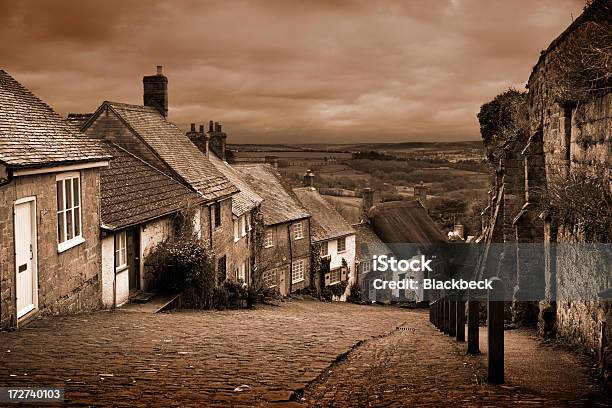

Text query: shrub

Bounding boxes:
[347,282,363,304]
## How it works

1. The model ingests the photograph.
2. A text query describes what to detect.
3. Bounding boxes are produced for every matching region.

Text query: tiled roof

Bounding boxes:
[209,153,262,216]
[292,187,355,242]
[0,70,110,168]
[233,164,309,226]
[101,102,238,201]
[100,144,205,230]
[66,113,93,129]
[368,200,447,245]
[353,223,393,261]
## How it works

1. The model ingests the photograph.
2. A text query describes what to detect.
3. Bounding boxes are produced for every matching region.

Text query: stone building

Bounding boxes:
[97,144,205,306]
[525,0,611,372]
[353,222,394,302]
[234,164,312,295]
[186,122,263,286]
[79,67,242,287]
[293,174,356,297]
[478,0,610,375]
[0,70,111,328]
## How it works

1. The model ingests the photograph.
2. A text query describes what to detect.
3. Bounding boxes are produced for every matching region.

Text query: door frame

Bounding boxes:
[14,196,38,323]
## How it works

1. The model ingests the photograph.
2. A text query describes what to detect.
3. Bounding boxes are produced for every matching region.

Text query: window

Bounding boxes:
[264,229,274,248]
[321,241,329,257]
[337,236,346,253]
[294,222,304,240]
[238,262,246,281]
[262,269,278,288]
[233,218,240,241]
[114,231,127,270]
[330,268,342,284]
[241,215,247,236]
[217,256,227,284]
[246,215,251,232]
[292,259,305,283]
[56,172,83,251]
[214,202,221,227]
[362,260,371,273]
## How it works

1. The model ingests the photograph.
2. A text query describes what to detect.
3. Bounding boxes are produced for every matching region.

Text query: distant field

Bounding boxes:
[233,151,352,159]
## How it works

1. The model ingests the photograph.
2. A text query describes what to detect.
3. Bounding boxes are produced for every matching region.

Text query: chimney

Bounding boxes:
[186,123,210,156]
[362,188,374,216]
[453,224,465,240]
[414,181,427,207]
[206,120,227,161]
[143,66,168,118]
[303,170,315,188]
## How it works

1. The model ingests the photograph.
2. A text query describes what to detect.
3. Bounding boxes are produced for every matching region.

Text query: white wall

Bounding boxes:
[322,234,356,301]
[101,234,129,307]
[140,217,172,290]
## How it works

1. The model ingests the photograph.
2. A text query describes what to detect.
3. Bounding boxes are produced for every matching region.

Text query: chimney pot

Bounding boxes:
[199,125,204,134]
[209,120,214,132]
[190,123,196,132]
[303,170,315,188]
[157,65,163,75]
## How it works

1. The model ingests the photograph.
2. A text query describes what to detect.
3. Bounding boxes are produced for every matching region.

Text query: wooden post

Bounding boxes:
[449,294,457,337]
[487,278,505,384]
[456,295,466,342]
[467,297,480,354]
[443,298,449,334]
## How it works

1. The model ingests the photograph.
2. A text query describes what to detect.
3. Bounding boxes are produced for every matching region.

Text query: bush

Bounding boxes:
[321,281,348,302]
[347,282,362,304]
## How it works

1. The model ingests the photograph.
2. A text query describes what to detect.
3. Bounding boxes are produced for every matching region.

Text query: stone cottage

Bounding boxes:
[293,173,356,296]
[186,122,263,286]
[0,69,111,328]
[234,164,312,295]
[97,144,205,306]
[79,67,241,288]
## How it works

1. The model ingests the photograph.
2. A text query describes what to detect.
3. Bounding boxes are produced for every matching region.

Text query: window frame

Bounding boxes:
[264,229,275,248]
[362,259,371,273]
[240,215,247,237]
[293,221,304,240]
[233,217,240,242]
[291,259,305,284]
[56,172,84,253]
[213,202,222,228]
[114,231,127,271]
[320,241,329,257]
[337,236,347,253]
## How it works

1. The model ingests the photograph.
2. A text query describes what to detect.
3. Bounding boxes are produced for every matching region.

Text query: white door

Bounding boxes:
[15,199,36,318]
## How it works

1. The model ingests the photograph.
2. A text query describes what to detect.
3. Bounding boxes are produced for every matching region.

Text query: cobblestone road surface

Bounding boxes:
[0,301,607,407]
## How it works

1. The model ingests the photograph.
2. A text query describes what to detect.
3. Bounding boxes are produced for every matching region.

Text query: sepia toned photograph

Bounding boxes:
[0,0,610,406]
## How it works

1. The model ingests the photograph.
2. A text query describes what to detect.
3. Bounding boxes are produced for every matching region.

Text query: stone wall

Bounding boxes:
[0,169,103,329]
[260,219,312,296]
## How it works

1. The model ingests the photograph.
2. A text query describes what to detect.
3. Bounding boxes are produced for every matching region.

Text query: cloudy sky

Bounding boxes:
[0,0,584,143]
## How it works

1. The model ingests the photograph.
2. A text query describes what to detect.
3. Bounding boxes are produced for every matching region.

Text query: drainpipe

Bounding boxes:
[287,223,293,294]
[208,205,213,250]
[112,231,116,311]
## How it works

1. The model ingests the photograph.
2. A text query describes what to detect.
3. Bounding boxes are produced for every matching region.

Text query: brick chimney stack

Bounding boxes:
[143,65,168,118]
[186,123,210,155]
[303,170,315,188]
[206,121,227,161]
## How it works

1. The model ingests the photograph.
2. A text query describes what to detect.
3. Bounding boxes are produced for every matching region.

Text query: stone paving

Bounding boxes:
[0,300,409,406]
[0,301,608,407]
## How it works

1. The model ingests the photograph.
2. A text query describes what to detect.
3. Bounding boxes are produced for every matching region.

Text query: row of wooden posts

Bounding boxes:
[428,278,505,384]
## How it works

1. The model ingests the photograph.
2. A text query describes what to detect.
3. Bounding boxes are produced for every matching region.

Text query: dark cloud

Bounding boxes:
[0,0,585,143]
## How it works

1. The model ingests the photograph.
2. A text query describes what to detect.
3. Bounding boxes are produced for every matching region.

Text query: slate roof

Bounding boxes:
[353,223,393,261]
[233,164,309,226]
[208,153,262,216]
[368,200,447,245]
[87,101,238,201]
[292,187,355,242]
[100,144,205,230]
[0,70,110,168]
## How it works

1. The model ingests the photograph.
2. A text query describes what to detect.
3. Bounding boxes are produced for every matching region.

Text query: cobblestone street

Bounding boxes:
[0,301,608,407]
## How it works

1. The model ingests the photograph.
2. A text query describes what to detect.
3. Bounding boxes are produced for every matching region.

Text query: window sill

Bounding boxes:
[264,245,275,249]
[115,265,128,274]
[234,237,240,243]
[294,237,304,241]
[337,250,347,254]
[292,278,305,284]
[58,236,85,253]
